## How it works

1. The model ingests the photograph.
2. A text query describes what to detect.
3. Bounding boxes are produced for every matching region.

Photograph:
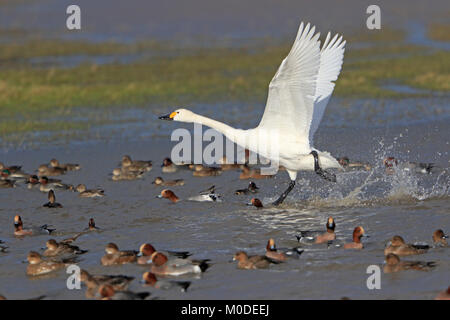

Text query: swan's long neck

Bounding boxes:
[191,113,246,146]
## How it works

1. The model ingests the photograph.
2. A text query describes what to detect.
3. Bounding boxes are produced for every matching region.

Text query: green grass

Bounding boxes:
[0,34,448,137]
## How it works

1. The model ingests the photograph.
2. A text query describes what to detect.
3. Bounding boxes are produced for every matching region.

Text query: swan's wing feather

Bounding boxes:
[258,22,321,147]
[309,32,346,145]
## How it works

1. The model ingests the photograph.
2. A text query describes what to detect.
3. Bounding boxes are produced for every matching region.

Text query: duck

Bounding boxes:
[152,176,185,186]
[192,165,222,177]
[37,164,66,176]
[247,198,264,208]
[383,253,436,273]
[141,272,191,292]
[137,243,191,265]
[43,239,88,257]
[235,181,259,195]
[101,243,137,266]
[432,229,448,247]
[85,218,100,231]
[75,184,105,198]
[337,157,372,171]
[384,235,429,256]
[26,175,40,189]
[121,155,152,172]
[111,168,145,181]
[296,216,336,244]
[343,226,367,249]
[39,176,72,192]
[157,189,180,203]
[384,157,434,174]
[14,215,55,236]
[43,190,63,208]
[265,238,304,262]
[435,287,450,300]
[157,188,222,203]
[0,162,22,173]
[0,177,15,188]
[80,269,135,299]
[98,284,150,300]
[1,168,29,181]
[49,158,80,171]
[239,165,273,180]
[26,251,77,276]
[149,252,210,276]
[187,185,222,202]
[232,251,274,269]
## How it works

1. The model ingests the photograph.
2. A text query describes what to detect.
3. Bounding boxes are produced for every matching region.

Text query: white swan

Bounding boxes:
[160,22,346,205]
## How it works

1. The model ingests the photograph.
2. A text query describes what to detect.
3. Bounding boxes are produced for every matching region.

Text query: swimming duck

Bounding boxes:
[192,165,222,177]
[343,226,367,249]
[157,189,180,203]
[235,181,259,195]
[232,251,274,269]
[239,165,273,180]
[383,253,436,273]
[187,185,222,202]
[98,284,150,300]
[0,162,22,173]
[26,251,77,276]
[265,238,303,262]
[337,157,372,171]
[141,272,191,292]
[1,168,29,181]
[14,215,55,236]
[39,176,72,192]
[75,184,105,197]
[0,177,15,188]
[85,218,100,231]
[384,157,434,174]
[137,243,191,265]
[247,198,264,208]
[50,159,81,171]
[432,229,448,247]
[152,176,185,186]
[161,157,179,173]
[149,252,210,276]
[111,168,145,181]
[384,235,429,256]
[435,287,450,300]
[80,269,135,299]
[43,190,63,208]
[101,243,137,266]
[43,239,88,257]
[26,175,40,189]
[37,164,66,176]
[296,217,336,244]
[158,188,221,203]
[121,155,152,172]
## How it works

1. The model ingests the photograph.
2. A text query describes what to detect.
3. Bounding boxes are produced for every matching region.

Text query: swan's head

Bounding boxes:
[159,108,195,122]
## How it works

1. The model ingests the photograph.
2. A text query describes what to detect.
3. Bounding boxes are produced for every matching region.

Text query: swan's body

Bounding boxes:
[160,22,346,205]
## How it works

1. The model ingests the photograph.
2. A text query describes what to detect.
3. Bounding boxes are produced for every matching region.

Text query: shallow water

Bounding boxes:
[0,119,448,299]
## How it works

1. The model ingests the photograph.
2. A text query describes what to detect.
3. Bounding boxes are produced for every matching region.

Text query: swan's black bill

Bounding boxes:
[159,114,173,121]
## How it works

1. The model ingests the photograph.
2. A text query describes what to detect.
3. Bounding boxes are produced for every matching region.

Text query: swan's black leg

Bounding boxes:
[310,151,336,182]
[272,180,296,206]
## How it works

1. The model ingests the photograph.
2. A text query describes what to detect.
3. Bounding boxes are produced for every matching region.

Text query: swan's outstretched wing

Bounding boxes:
[309,33,346,146]
[258,22,321,148]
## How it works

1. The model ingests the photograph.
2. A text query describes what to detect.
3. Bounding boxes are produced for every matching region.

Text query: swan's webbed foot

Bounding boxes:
[272,180,296,206]
[310,151,337,182]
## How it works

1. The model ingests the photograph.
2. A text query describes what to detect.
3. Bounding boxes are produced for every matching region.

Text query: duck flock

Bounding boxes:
[0,154,448,300]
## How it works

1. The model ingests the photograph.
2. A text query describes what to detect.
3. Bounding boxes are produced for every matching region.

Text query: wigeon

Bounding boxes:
[121,155,152,172]
[76,184,105,198]
[50,159,80,171]
[137,243,191,265]
[232,251,273,269]
[248,198,263,208]
[80,269,134,299]
[235,181,259,195]
[26,251,77,276]
[265,238,303,262]
[432,229,448,247]
[296,217,336,244]
[343,226,367,249]
[383,253,436,273]
[152,176,185,186]
[337,157,372,171]
[43,190,63,208]
[14,215,55,236]
[101,243,137,266]
[384,235,429,256]
[150,252,210,276]
[43,239,88,257]
[98,284,150,300]
[141,272,191,292]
